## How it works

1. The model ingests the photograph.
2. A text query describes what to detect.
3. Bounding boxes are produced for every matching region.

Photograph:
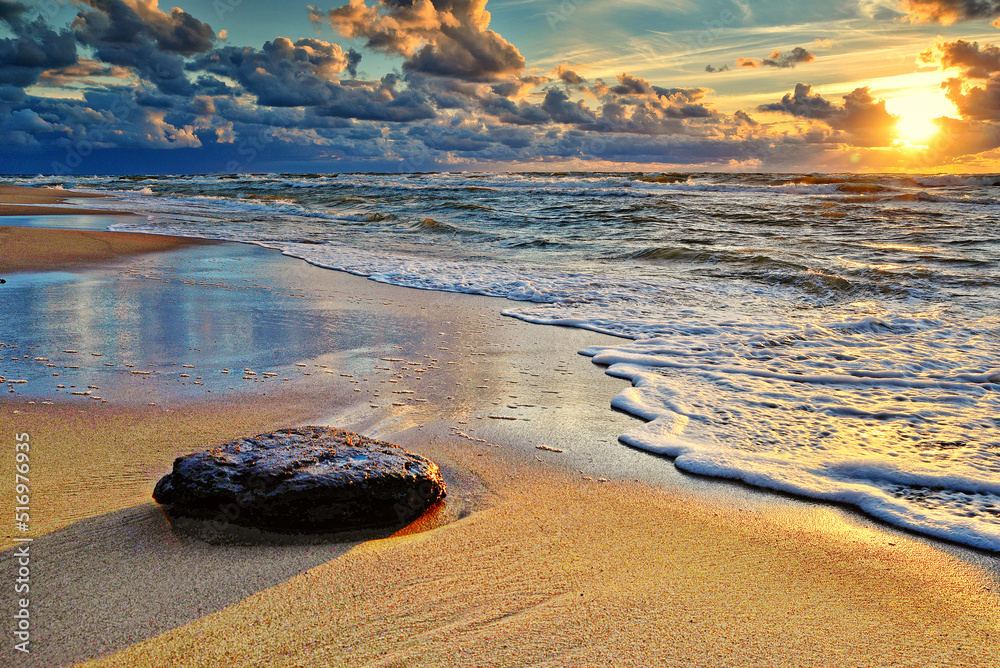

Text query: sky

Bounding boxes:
[1,0,1000,174]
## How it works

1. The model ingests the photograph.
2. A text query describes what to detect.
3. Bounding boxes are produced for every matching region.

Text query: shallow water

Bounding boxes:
[8,171,1000,551]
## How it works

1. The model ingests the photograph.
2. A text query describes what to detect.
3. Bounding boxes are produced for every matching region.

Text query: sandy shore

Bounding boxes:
[0,184,104,205]
[0,201,997,665]
[0,183,204,273]
[0,226,207,273]
[0,183,135,217]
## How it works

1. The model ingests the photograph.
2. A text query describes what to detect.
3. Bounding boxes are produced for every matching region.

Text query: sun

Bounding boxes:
[895,115,939,144]
[885,90,957,146]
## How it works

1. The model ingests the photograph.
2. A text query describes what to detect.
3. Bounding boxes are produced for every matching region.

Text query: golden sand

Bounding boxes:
[0,398,319,549]
[83,433,1000,666]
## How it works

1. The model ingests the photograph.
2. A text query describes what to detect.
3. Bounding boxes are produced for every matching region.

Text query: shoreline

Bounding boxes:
[0,189,998,664]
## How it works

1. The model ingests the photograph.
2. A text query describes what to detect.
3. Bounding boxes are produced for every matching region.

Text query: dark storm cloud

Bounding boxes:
[71,0,218,95]
[737,47,815,69]
[312,0,525,81]
[191,37,435,121]
[345,47,362,77]
[758,83,836,118]
[1,88,205,151]
[191,37,360,106]
[317,74,437,121]
[759,83,898,145]
[0,0,27,23]
[479,93,550,125]
[541,88,596,125]
[406,123,498,152]
[733,109,758,126]
[586,76,716,134]
[897,0,1000,24]
[74,0,215,56]
[0,4,77,89]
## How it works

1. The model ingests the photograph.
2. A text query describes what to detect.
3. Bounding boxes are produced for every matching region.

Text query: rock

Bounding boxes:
[153,426,446,532]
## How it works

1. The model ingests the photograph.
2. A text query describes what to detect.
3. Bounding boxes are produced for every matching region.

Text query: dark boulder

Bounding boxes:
[153,426,446,532]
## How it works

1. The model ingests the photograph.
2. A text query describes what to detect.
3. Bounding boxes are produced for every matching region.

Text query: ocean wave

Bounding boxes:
[410,217,467,234]
[914,174,1000,187]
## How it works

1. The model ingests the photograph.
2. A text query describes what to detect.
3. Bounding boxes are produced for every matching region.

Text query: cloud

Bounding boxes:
[345,48,362,78]
[38,59,131,87]
[313,0,525,81]
[554,63,586,87]
[75,0,216,56]
[759,83,898,145]
[478,91,550,125]
[733,109,758,126]
[71,0,218,95]
[1,0,997,172]
[931,115,1000,154]
[317,73,437,121]
[941,75,1000,119]
[919,39,1000,78]
[705,64,730,73]
[0,0,26,23]
[897,0,1000,24]
[0,3,78,89]
[3,108,56,133]
[737,47,815,69]
[541,88,597,124]
[191,37,362,107]
[920,40,1000,120]
[584,75,716,135]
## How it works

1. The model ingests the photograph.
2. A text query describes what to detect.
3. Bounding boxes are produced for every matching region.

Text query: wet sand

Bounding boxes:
[0,226,207,273]
[0,204,998,665]
[0,184,134,218]
[0,184,181,273]
[0,184,104,205]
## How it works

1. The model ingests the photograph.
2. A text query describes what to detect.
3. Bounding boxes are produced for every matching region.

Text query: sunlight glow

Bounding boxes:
[885,90,958,146]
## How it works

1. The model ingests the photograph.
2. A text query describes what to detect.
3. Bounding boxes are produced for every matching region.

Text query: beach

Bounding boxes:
[1,184,999,666]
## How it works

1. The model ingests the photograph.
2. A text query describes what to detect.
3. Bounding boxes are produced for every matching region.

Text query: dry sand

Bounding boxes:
[82,437,1000,667]
[0,200,997,666]
[0,398,323,549]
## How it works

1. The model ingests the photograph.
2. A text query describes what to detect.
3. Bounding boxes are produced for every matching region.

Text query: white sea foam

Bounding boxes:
[576,323,1000,551]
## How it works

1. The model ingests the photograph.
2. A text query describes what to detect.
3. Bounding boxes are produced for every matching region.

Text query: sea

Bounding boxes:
[8,171,1000,551]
